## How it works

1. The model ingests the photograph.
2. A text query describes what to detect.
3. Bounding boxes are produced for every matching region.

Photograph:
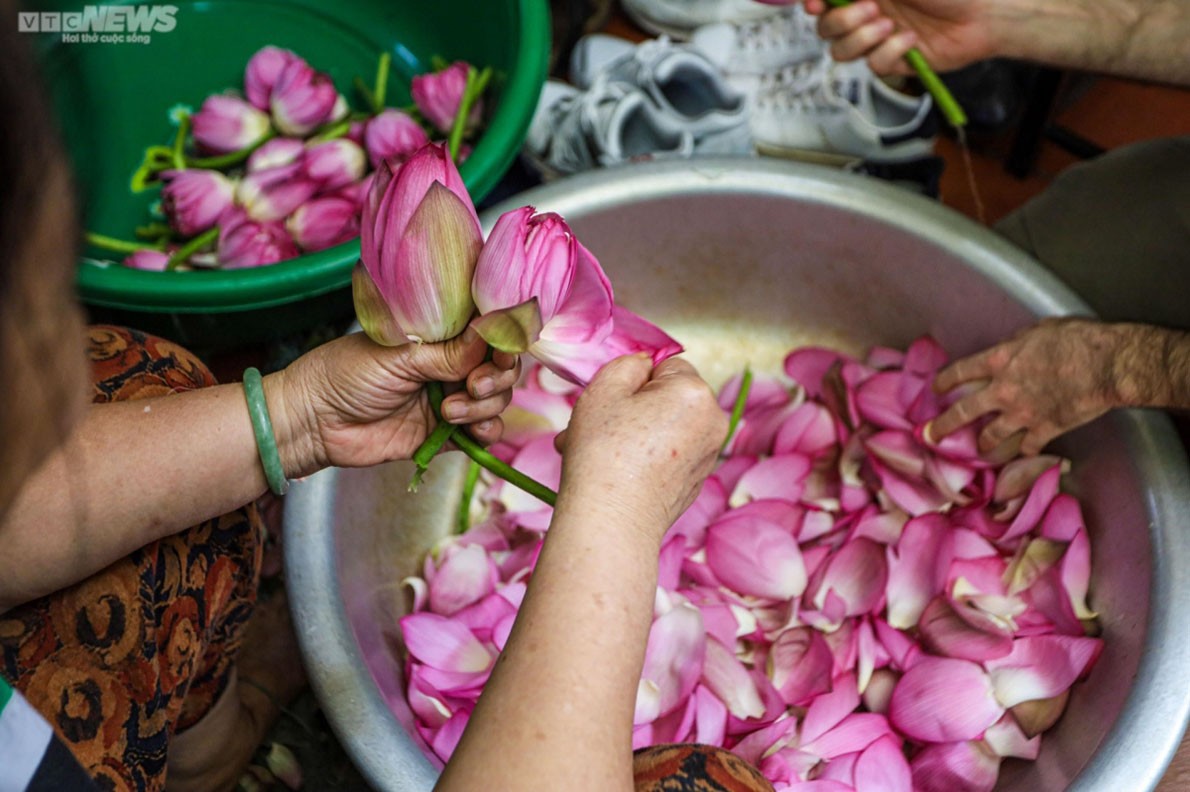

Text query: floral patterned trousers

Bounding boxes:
[0,327,262,791]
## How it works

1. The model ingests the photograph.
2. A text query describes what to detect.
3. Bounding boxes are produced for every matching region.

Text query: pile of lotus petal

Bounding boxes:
[398,336,1102,792]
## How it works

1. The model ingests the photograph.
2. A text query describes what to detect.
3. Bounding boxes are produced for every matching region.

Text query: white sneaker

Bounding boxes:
[620,0,782,39]
[751,57,937,164]
[568,35,752,154]
[524,78,695,178]
[689,5,825,88]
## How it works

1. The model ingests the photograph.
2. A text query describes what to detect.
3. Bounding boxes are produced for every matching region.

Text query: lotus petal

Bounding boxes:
[768,627,834,705]
[719,371,792,413]
[694,684,729,746]
[706,513,807,600]
[801,672,860,745]
[999,464,1062,541]
[874,618,922,672]
[401,613,493,674]
[430,709,471,763]
[784,347,848,398]
[872,459,951,516]
[889,657,1003,742]
[1010,689,1070,738]
[471,298,544,354]
[636,603,706,723]
[983,713,1041,759]
[865,430,927,478]
[1003,538,1068,596]
[774,402,838,456]
[854,371,919,430]
[702,637,766,720]
[854,734,913,792]
[429,544,498,616]
[806,537,888,617]
[917,596,1013,662]
[730,454,813,506]
[667,477,728,548]
[862,668,898,714]
[352,263,408,346]
[731,713,800,766]
[910,741,1000,792]
[986,635,1102,707]
[803,712,892,760]
[886,514,954,629]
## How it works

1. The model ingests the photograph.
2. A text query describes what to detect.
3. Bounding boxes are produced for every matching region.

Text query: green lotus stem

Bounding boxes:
[354,75,379,114]
[722,366,753,454]
[451,428,557,508]
[822,0,966,129]
[374,52,392,108]
[447,66,491,162]
[308,118,353,144]
[411,381,558,507]
[165,226,218,271]
[903,49,967,128]
[135,222,173,240]
[85,232,160,254]
[171,113,190,170]
[186,131,275,169]
[456,460,482,534]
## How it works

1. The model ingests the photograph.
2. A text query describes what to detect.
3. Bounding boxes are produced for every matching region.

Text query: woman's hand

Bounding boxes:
[556,354,728,540]
[269,328,520,477]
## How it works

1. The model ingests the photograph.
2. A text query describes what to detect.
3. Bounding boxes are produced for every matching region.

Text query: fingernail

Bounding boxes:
[472,377,494,399]
[460,325,478,345]
[442,401,467,421]
[922,421,936,445]
[474,419,494,434]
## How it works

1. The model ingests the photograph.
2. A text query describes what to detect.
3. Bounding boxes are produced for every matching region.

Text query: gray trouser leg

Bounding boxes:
[994,136,1190,331]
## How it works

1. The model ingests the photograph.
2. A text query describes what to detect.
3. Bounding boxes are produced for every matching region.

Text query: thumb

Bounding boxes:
[585,352,654,398]
[399,326,488,384]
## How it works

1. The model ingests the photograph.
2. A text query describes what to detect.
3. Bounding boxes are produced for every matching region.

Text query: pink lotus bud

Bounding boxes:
[160,169,236,236]
[304,139,366,191]
[270,59,339,136]
[353,143,483,345]
[123,249,170,271]
[247,137,305,173]
[364,109,430,168]
[218,209,299,268]
[236,162,320,222]
[244,46,303,110]
[286,196,359,252]
[412,61,481,134]
[471,206,682,385]
[190,95,271,154]
[333,173,373,207]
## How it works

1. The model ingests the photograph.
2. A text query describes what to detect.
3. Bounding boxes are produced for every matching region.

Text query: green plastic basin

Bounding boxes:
[34,0,548,352]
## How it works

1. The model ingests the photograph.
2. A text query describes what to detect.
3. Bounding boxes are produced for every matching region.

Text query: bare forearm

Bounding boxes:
[438,500,662,792]
[0,376,294,610]
[989,0,1190,84]
[1111,323,1190,410]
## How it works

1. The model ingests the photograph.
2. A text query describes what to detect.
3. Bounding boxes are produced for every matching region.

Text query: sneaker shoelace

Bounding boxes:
[754,57,830,97]
[733,7,819,54]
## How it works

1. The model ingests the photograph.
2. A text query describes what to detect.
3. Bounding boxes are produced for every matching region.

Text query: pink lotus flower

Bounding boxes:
[236,162,320,222]
[217,209,299,268]
[304,139,366,192]
[122,249,170,271]
[190,95,271,154]
[244,45,303,110]
[354,143,483,345]
[365,109,430,168]
[160,169,236,236]
[471,206,681,385]
[270,59,340,136]
[246,137,305,173]
[412,60,481,134]
[286,196,360,252]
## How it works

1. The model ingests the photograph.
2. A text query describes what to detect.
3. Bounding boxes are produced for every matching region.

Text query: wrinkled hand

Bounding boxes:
[270,329,520,477]
[805,0,996,75]
[556,354,728,540]
[927,318,1127,457]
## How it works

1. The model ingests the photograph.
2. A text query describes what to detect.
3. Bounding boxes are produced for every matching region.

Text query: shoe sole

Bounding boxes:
[755,141,863,168]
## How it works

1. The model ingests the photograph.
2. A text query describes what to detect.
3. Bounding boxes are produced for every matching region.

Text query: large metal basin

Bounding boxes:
[284,159,1190,791]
